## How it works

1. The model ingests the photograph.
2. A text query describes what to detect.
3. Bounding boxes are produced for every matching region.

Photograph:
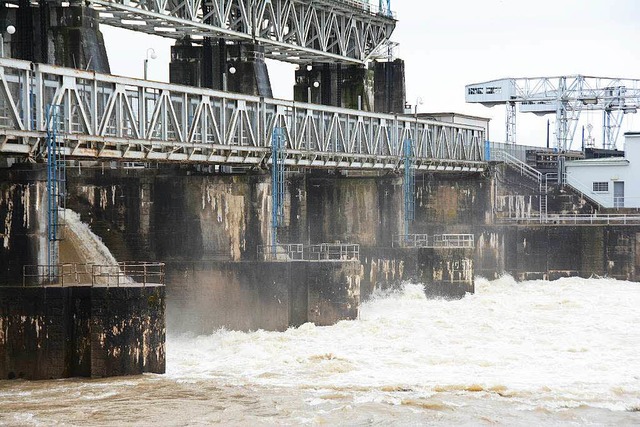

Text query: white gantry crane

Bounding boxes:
[465,75,640,150]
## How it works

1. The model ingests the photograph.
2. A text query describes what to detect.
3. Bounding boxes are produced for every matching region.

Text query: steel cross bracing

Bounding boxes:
[0,58,486,171]
[466,75,640,150]
[70,0,397,64]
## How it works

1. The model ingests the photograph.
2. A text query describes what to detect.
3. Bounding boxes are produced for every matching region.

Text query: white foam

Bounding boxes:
[167,277,640,411]
[62,208,119,266]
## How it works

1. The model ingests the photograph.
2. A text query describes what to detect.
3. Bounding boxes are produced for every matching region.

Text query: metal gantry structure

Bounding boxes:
[70,0,397,64]
[466,75,640,150]
[0,58,486,171]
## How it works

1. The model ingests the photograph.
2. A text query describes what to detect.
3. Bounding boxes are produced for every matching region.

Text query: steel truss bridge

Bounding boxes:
[57,0,396,65]
[0,58,486,171]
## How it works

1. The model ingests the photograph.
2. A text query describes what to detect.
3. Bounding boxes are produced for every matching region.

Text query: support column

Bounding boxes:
[7,1,110,72]
[419,247,474,299]
[170,39,272,97]
[294,63,373,110]
[373,59,406,114]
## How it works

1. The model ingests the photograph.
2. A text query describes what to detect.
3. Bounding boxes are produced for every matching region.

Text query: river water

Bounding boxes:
[1,276,640,426]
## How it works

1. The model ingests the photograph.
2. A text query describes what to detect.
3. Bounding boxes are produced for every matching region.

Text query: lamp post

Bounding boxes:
[144,48,157,80]
[0,25,16,58]
[308,80,319,103]
[414,96,423,118]
[224,65,236,92]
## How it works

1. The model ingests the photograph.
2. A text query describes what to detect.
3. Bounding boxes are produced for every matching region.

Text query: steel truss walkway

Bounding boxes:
[0,58,486,171]
[71,0,395,65]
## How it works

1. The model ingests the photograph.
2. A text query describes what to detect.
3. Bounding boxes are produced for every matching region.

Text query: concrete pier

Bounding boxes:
[294,63,374,110]
[8,2,109,72]
[374,59,407,114]
[0,285,165,380]
[167,260,360,333]
[419,247,475,298]
[170,38,272,96]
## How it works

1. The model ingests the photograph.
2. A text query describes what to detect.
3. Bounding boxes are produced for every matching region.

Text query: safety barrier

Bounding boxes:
[392,234,475,248]
[22,262,165,287]
[257,243,359,261]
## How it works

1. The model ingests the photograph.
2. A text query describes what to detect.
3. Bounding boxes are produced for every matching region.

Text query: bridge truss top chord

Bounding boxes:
[0,58,486,171]
[63,0,398,65]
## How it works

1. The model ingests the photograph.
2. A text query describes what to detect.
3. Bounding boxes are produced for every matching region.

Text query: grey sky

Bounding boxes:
[103,0,640,148]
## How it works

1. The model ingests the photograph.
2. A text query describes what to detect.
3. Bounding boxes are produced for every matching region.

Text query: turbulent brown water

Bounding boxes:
[1,276,640,426]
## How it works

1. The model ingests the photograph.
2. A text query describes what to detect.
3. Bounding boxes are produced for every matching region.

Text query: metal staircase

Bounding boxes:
[45,104,66,281]
[493,150,548,221]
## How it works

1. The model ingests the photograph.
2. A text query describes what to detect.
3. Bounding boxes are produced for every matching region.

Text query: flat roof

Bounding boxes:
[417,112,492,122]
[566,157,629,166]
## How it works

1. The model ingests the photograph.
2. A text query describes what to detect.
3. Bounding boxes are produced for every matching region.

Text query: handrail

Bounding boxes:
[497,213,640,225]
[392,234,475,248]
[493,150,542,183]
[22,262,165,287]
[257,243,360,261]
[564,172,610,208]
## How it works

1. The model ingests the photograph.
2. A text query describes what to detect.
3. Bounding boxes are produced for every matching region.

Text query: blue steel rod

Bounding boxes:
[403,138,415,239]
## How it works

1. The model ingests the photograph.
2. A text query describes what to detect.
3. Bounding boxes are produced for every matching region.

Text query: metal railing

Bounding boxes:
[257,244,304,261]
[392,234,475,248]
[257,243,359,261]
[305,243,360,261]
[22,262,165,287]
[498,213,640,225]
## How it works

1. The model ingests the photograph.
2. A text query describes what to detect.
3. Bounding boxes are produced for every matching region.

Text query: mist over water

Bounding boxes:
[2,276,640,425]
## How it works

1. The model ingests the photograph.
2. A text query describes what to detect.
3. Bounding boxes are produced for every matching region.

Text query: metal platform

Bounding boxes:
[0,58,486,171]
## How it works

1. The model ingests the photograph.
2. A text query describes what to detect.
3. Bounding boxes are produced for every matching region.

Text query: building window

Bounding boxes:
[593,182,609,192]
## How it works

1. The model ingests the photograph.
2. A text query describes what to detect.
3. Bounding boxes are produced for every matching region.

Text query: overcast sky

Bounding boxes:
[103,0,640,148]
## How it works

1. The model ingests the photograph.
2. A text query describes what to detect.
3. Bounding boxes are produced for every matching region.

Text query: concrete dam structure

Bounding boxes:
[0,0,639,382]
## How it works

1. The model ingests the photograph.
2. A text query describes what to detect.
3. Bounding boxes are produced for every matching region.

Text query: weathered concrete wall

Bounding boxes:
[306,172,403,247]
[419,248,474,299]
[414,172,491,233]
[166,260,360,333]
[0,167,47,286]
[0,285,165,380]
[304,261,360,326]
[68,168,266,262]
[481,226,640,282]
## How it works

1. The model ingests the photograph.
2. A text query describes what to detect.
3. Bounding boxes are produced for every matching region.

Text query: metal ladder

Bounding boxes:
[271,127,286,250]
[403,138,415,236]
[46,104,66,281]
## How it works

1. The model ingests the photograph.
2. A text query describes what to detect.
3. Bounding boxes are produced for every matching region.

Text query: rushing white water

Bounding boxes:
[62,208,119,266]
[1,276,640,425]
